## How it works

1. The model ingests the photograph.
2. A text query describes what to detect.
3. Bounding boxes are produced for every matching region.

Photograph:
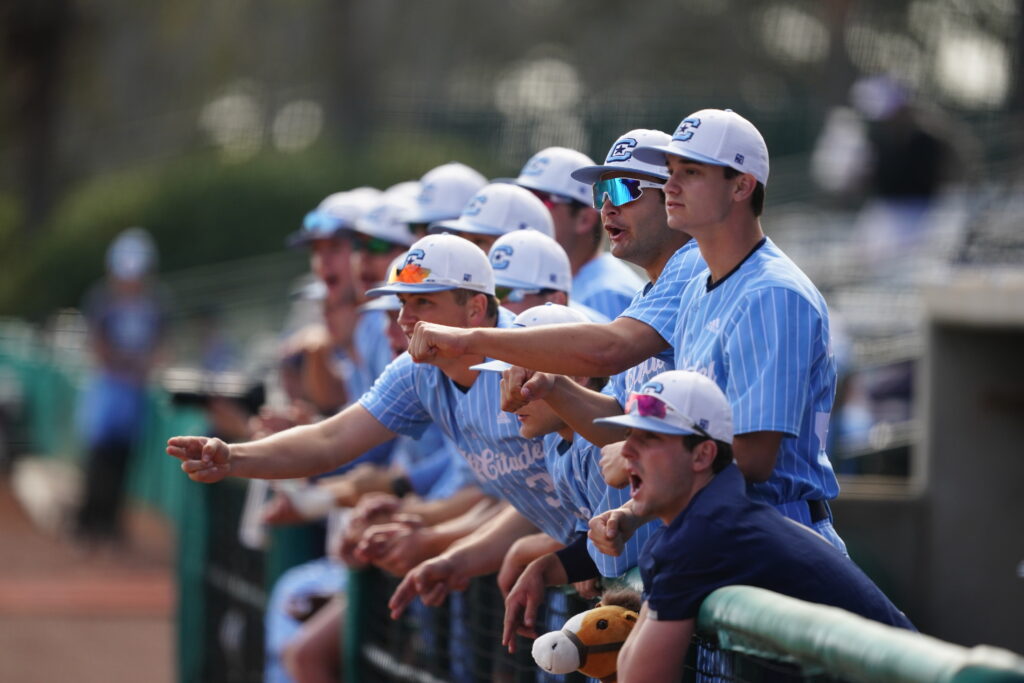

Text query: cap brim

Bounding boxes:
[285,230,314,248]
[359,295,402,312]
[428,218,502,236]
[365,282,458,297]
[570,164,668,184]
[285,226,354,249]
[352,226,418,247]
[593,414,696,435]
[494,275,564,291]
[469,359,511,373]
[402,208,448,224]
[633,144,730,169]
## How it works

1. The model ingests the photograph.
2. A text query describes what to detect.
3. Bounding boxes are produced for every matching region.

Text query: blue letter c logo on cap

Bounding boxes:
[490,245,513,270]
[607,138,637,162]
[673,117,701,142]
[463,194,487,217]
[644,381,665,394]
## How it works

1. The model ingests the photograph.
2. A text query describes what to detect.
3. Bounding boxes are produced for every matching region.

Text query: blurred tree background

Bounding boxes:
[0,0,1021,318]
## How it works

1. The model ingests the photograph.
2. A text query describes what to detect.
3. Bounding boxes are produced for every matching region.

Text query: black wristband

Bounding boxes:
[555,532,600,583]
[390,475,413,498]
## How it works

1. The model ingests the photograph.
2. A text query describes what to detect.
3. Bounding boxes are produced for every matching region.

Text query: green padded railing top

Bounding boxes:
[698,585,1024,683]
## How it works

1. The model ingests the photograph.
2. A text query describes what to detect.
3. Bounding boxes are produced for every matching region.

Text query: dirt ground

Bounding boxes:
[0,471,175,683]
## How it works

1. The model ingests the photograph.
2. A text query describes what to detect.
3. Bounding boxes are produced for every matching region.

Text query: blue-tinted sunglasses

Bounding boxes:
[591,177,663,209]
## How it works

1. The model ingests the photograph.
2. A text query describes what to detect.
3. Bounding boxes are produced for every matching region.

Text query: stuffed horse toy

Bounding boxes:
[532,601,639,682]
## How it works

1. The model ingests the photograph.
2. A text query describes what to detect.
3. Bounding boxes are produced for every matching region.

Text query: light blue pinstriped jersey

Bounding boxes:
[573,253,644,320]
[353,309,394,390]
[617,240,706,361]
[390,425,476,501]
[359,309,577,543]
[423,444,478,501]
[673,237,840,506]
[320,310,395,477]
[545,433,660,578]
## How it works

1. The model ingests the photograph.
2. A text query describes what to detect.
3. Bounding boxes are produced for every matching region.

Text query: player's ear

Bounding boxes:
[732,173,757,204]
[692,438,718,472]
[466,292,488,324]
[574,206,600,236]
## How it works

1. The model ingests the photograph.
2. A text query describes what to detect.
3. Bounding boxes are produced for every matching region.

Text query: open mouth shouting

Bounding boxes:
[628,467,643,498]
[604,223,627,244]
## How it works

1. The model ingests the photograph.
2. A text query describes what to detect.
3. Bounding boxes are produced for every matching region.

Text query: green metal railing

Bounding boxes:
[698,586,1024,683]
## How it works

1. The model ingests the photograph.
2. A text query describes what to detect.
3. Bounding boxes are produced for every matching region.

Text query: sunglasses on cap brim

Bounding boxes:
[625,392,712,439]
[592,177,663,209]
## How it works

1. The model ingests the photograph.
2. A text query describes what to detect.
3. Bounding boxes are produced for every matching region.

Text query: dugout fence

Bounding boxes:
[4,305,1024,682]
[343,570,1024,683]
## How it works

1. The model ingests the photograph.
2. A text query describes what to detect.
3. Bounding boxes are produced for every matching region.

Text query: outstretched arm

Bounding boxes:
[409,317,668,377]
[617,604,693,683]
[166,403,397,483]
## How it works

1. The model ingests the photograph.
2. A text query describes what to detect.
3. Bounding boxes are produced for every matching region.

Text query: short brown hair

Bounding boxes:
[722,167,765,217]
[452,289,500,319]
[683,434,734,473]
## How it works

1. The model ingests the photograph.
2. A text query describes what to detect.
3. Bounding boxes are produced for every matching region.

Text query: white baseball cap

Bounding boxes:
[430,183,555,238]
[488,230,571,293]
[633,109,770,186]
[504,146,595,205]
[365,233,494,297]
[571,129,672,184]
[594,370,734,443]
[287,187,383,246]
[402,162,488,223]
[354,181,421,247]
[471,303,590,372]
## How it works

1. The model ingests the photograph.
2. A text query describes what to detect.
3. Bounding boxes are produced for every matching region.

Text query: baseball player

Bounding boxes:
[625,108,843,550]
[600,371,911,683]
[409,117,846,552]
[166,233,579,589]
[401,161,488,238]
[487,229,607,321]
[429,181,554,253]
[508,146,643,319]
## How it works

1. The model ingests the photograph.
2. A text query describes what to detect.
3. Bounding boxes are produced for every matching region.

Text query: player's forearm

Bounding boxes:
[732,431,783,483]
[443,504,539,577]
[617,611,693,683]
[426,498,506,554]
[402,487,488,526]
[229,421,339,479]
[464,323,638,377]
[545,377,628,447]
[230,404,393,480]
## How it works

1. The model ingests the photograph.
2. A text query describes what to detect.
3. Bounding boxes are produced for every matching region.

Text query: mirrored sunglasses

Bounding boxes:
[394,262,432,284]
[624,392,711,438]
[592,177,663,209]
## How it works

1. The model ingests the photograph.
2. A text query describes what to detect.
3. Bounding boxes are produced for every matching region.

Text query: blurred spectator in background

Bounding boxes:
[194,304,238,373]
[811,74,972,282]
[74,227,166,547]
